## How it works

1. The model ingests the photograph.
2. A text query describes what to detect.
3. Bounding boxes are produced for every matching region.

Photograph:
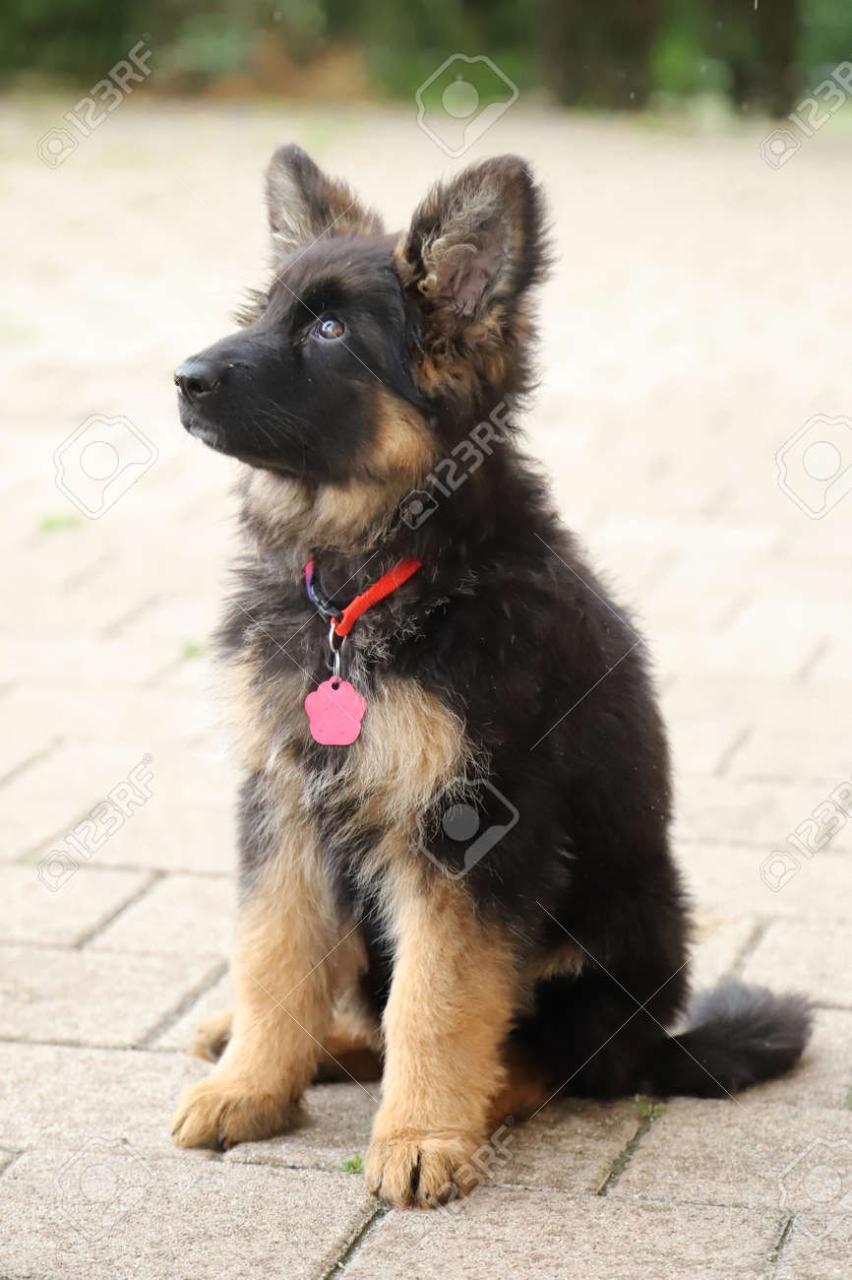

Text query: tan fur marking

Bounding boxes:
[407,307,534,402]
[365,875,518,1207]
[487,1044,551,1127]
[347,677,467,818]
[526,942,585,983]
[327,678,473,900]
[367,389,435,481]
[242,392,435,559]
[222,649,307,775]
[276,675,470,888]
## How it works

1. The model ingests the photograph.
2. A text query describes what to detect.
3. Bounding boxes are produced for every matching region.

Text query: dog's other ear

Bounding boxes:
[395,155,549,347]
[265,144,383,255]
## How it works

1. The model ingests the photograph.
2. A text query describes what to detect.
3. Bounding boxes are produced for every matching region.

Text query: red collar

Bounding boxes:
[304,558,423,638]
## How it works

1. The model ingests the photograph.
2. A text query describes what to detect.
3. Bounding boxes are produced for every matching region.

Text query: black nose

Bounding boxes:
[174,357,221,401]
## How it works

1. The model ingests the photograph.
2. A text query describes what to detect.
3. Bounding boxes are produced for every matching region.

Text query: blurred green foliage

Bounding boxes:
[801,0,852,70]
[1,0,850,114]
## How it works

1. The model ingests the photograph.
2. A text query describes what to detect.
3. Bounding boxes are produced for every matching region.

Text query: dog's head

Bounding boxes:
[176,144,549,550]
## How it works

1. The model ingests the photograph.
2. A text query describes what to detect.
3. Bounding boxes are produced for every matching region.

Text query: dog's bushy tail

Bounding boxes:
[640,980,812,1098]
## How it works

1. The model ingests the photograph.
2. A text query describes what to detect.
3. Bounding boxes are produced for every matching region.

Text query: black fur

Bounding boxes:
[640,981,814,1098]
[177,144,811,1104]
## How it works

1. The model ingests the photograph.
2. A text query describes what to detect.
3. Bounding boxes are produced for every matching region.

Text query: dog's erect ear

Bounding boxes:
[395,155,548,346]
[265,144,383,255]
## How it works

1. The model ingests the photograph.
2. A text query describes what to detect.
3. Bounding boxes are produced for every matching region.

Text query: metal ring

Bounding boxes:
[327,620,344,651]
[327,621,345,680]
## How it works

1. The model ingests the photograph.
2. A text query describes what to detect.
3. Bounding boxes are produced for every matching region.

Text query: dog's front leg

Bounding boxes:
[366,873,517,1208]
[172,819,339,1150]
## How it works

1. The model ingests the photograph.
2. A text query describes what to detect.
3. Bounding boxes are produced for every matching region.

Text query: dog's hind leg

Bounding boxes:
[190,1003,381,1079]
[314,1006,383,1083]
[190,1009,233,1063]
[487,1042,551,1127]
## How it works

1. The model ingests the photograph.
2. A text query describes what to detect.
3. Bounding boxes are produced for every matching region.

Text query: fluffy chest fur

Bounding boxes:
[222,596,476,898]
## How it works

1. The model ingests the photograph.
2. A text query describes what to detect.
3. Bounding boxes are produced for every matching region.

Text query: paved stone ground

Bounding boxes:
[2,94,852,1278]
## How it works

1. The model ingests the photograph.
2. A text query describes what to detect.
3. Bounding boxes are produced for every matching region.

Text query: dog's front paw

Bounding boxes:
[171,1075,297,1150]
[365,1129,484,1209]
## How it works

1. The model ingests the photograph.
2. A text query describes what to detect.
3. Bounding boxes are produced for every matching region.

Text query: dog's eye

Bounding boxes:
[315,317,345,341]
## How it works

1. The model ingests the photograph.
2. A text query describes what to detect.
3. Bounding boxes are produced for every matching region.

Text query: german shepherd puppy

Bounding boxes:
[171,145,811,1207]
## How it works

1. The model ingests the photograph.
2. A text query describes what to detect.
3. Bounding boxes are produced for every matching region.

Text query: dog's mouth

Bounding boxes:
[177,393,223,446]
[182,414,224,452]
[178,398,302,478]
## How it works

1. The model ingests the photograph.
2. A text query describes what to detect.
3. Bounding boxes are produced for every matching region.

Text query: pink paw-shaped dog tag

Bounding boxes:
[305,678,367,746]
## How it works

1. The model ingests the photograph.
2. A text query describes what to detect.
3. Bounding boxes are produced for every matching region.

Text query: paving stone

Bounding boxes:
[342,1187,779,1280]
[593,517,779,557]
[117,596,220,645]
[63,799,238,874]
[90,873,233,957]
[646,553,849,632]
[154,654,222,693]
[0,1149,373,1280]
[740,920,852,1009]
[225,1082,380,1174]
[0,946,220,1047]
[0,864,151,947]
[663,675,852,729]
[811,634,852,683]
[0,701,57,785]
[0,743,159,861]
[612,1101,852,1211]
[739,1009,852,1112]
[1,565,158,640]
[0,637,177,685]
[776,1215,852,1280]
[666,714,746,777]
[0,684,217,748]
[725,720,852,784]
[225,1092,639,1192]
[689,913,758,992]
[581,538,668,604]
[3,541,106,596]
[153,972,234,1052]
[4,741,237,869]
[488,1099,639,1194]
[655,624,817,682]
[0,1043,206,1153]
[641,554,759,631]
[731,599,852,653]
[674,777,852,854]
[682,840,852,923]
